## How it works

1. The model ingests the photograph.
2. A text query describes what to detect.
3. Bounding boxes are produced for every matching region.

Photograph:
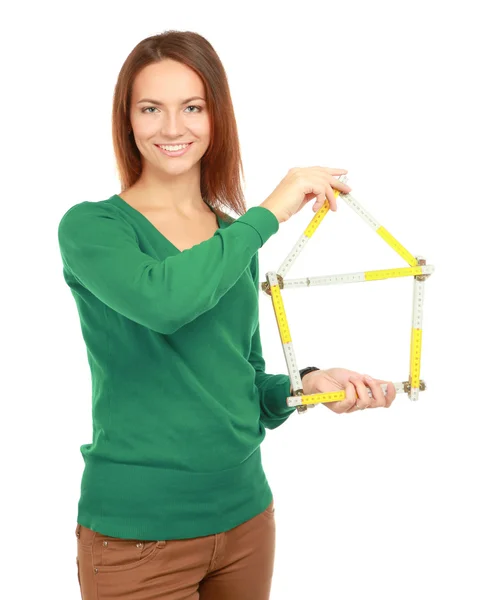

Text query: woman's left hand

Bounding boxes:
[301,367,396,414]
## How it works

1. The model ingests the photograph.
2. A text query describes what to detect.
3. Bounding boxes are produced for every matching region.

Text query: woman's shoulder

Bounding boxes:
[57,197,127,240]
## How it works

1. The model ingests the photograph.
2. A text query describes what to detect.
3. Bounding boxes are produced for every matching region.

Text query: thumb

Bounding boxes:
[313,192,327,213]
[342,381,359,412]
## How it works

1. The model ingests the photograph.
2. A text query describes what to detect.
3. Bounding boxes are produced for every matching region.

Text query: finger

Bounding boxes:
[327,184,337,211]
[349,376,368,409]
[350,375,375,409]
[322,168,348,176]
[364,377,397,408]
[363,375,387,408]
[313,178,350,213]
[313,185,337,213]
[329,175,352,195]
[344,381,360,413]
[385,382,396,408]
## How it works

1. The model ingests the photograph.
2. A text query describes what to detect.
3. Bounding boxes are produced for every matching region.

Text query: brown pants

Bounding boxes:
[76,499,275,599]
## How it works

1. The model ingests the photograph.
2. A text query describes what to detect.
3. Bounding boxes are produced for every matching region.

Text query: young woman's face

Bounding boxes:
[129,59,211,178]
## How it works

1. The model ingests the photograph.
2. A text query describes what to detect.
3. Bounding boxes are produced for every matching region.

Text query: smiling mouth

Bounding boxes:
[155,143,193,149]
[154,143,194,157]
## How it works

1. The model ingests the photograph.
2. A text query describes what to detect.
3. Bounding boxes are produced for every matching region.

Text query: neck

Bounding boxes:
[129,166,206,216]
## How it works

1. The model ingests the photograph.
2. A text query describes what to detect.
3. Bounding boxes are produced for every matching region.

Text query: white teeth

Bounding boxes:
[159,144,190,151]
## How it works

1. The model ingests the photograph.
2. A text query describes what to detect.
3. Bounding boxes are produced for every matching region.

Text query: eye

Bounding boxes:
[141,105,203,114]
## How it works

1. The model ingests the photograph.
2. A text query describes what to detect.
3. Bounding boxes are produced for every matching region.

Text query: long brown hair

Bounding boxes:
[112,30,246,221]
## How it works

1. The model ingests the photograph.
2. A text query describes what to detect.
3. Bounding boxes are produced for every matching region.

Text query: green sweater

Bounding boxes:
[57,194,296,540]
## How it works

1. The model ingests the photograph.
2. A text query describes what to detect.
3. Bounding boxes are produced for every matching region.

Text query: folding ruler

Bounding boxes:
[260,175,435,414]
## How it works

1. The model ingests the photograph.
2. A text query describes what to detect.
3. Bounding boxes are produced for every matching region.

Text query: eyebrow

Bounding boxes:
[136,96,206,106]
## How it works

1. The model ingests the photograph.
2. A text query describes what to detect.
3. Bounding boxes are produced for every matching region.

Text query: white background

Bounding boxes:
[2,1,494,598]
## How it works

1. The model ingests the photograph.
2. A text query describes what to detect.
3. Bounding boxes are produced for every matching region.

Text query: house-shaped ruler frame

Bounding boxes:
[259,175,434,414]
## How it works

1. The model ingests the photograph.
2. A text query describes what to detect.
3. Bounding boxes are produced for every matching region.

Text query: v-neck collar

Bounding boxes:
[108,194,225,254]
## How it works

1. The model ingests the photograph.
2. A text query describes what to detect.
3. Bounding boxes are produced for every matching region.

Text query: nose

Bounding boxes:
[160,111,186,137]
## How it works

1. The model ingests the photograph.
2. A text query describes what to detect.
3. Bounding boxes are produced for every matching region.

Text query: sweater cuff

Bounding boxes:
[236,206,280,247]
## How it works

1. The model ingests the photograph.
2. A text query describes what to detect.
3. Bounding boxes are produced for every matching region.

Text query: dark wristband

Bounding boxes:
[299,366,320,380]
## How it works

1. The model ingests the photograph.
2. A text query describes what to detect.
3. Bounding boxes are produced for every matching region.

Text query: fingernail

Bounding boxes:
[364,375,373,382]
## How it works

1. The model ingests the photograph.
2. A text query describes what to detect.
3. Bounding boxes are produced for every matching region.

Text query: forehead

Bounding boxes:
[131,60,205,100]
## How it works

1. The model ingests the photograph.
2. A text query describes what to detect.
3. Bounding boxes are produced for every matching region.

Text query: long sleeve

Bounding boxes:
[58,196,295,540]
[57,201,279,335]
[249,252,296,430]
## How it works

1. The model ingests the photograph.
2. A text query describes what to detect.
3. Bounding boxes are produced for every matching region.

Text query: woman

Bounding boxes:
[58,30,396,600]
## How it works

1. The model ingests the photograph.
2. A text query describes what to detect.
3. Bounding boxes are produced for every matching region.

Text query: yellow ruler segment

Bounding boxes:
[304,188,341,239]
[300,391,346,404]
[409,328,422,388]
[269,283,292,344]
[365,266,423,281]
[376,226,418,267]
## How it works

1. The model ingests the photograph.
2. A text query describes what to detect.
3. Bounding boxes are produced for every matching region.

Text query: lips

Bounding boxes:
[154,142,194,158]
[155,143,192,149]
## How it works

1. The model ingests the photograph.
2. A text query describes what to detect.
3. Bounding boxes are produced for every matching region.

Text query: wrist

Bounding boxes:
[289,367,320,395]
[259,200,281,223]
[301,372,313,392]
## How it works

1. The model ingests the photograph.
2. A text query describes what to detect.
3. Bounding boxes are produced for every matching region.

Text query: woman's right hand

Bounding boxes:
[260,167,352,224]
